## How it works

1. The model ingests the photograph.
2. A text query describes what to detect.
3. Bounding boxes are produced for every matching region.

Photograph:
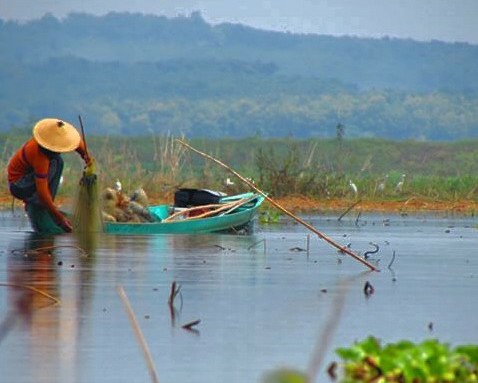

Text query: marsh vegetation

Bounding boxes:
[2,134,478,208]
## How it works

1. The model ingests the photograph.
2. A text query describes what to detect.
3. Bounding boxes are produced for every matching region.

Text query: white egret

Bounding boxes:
[349,179,358,197]
[114,178,122,192]
[225,177,235,186]
[395,174,406,193]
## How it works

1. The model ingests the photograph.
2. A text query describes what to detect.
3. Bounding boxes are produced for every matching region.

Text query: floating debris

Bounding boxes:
[363,243,380,260]
[363,281,375,296]
[182,319,201,334]
[289,247,306,252]
[327,361,338,380]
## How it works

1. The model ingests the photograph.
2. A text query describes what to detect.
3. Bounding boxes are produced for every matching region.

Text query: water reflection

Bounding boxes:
[3,233,96,383]
[5,234,59,335]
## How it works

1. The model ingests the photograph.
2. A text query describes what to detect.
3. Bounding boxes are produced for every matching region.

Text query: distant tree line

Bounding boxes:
[0,12,477,139]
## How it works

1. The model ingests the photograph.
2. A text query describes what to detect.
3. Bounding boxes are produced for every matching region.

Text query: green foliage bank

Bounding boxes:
[2,133,477,203]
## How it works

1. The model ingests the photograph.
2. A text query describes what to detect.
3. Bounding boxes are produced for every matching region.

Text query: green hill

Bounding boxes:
[1,12,477,139]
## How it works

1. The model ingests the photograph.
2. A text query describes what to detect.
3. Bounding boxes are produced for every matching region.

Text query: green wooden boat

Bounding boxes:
[103,193,265,235]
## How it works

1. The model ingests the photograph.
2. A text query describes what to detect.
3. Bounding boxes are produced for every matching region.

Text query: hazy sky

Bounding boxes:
[1,0,477,44]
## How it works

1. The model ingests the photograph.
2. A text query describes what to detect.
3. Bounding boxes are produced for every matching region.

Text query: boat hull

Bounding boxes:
[104,194,264,235]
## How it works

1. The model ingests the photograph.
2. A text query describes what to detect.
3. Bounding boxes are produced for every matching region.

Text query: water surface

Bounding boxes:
[0,211,477,382]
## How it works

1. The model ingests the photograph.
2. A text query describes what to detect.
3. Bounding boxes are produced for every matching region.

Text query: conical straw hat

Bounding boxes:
[33,118,81,153]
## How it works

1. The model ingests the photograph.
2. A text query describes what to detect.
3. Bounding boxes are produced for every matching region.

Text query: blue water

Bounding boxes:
[0,210,477,382]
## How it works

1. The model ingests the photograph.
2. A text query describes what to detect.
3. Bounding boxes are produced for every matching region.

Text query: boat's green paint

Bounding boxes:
[103,194,264,235]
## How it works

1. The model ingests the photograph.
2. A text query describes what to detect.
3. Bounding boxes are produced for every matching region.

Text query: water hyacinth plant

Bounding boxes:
[262,337,478,383]
[333,336,478,382]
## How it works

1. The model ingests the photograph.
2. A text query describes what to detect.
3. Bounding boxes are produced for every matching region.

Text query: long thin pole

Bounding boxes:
[177,139,378,272]
[78,115,89,156]
[117,286,160,383]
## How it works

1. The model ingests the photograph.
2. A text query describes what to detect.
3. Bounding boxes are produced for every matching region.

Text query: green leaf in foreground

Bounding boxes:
[333,337,478,382]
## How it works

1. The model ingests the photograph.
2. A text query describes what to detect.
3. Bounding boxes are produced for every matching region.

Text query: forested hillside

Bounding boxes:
[1,12,477,139]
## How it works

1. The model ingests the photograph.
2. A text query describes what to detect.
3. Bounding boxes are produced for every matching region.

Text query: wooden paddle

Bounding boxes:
[176,139,378,272]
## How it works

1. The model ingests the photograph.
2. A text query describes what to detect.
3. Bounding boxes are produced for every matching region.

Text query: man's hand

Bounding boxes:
[84,153,93,166]
[84,156,96,176]
[58,216,73,233]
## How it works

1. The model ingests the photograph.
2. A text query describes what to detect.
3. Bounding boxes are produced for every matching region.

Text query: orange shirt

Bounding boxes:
[8,138,87,222]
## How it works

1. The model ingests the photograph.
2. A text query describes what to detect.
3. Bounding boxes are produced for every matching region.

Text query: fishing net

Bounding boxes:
[73,159,102,253]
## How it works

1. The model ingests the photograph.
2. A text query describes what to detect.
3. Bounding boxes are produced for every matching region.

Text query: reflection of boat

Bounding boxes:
[104,192,265,235]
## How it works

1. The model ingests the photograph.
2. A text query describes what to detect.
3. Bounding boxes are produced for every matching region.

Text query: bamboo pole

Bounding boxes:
[163,203,226,222]
[117,286,160,383]
[78,115,89,156]
[177,139,378,272]
[164,198,251,222]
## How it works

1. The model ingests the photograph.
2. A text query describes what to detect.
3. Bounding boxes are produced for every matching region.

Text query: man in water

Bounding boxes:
[7,118,92,233]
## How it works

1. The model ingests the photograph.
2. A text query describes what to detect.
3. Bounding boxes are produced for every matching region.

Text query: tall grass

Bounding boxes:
[2,134,478,203]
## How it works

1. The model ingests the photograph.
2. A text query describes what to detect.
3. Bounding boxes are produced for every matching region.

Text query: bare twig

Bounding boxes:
[338,199,362,221]
[354,211,362,226]
[168,281,181,307]
[0,282,60,305]
[181,319,201,332]
[306,234,310,258]
[388,250,397,281]
[387,250,396,269]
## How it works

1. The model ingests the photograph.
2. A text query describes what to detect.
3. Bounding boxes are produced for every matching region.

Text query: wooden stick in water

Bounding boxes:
[117,286,160,383]
[176,139,378,272]
[337,199,362,221]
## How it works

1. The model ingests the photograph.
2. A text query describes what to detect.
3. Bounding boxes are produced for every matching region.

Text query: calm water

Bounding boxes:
[0,210,477,383]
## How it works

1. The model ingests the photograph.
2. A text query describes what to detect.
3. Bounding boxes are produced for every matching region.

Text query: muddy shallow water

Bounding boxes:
[0,210,477,383]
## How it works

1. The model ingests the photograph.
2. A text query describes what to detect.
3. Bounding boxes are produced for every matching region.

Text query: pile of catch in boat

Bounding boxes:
[101,187,155,223]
